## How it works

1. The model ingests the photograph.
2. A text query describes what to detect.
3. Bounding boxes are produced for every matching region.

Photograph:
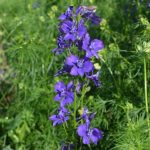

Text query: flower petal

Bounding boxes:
[83,135,90,145]
[77,124,87,137]
[77,68,84,77]
[49,115,57,121]
[66,55,78,66]
[61,97,73,107]
[82,33,90,51]
[90,39,104,51]
[86,50,93,58]
[83,61,94,73]
[60,21,73,33]
[70,66,78,76]
[59,14,66,20]
[54,81,66,92]
[78,20,87,38]
[64,33,73,41]
[67,81,74,90]
[89,128,103,145]
[54,94,61,101]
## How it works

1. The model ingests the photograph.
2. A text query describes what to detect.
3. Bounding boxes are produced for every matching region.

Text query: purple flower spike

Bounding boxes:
[59,6,74,21]
[54,81,74,107]
[77,123,103,145]
[82,33,104,59]
[65,55,94,77]
[86,72,101,87]
[50,107,70,126]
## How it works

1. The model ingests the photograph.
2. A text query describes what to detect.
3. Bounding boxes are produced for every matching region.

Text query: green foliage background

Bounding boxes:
[0,0,150,149]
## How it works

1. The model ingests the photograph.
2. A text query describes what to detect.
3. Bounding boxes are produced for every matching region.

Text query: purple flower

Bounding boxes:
[86,72,101,87]
[59,19,87,42]
[148,2,150,8]
[77,123,103,145]
[77,108,103,144]
[82,33,104,59]
[54,81,74,107]
[50,107,70,126]
[76,82,83,94]
[80,108,96,128]
[65,55,94,77]
[76,6,101,25]
[52,35,71,54]
[60,143,74,150]
[59,6,74,21]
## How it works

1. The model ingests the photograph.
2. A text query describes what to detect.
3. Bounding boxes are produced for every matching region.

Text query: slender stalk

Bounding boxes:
[101,57,119,94]
[144,58,150,131]
[74,92,77,128]
[63,123,68,136]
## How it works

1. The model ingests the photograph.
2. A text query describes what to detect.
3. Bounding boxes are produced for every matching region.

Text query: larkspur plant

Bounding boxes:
[50,6,104,149]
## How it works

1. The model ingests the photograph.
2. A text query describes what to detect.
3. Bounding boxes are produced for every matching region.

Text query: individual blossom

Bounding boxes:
[50,107,70,126]
[86,72,101,87]
[77,123,103,145]
[65,55,94,77]
[59,19,87,42]
[77,108,102,145]
[59,6,74,21]
[82,33,104,59]
[76,6,101,25]
[54,81,74,107]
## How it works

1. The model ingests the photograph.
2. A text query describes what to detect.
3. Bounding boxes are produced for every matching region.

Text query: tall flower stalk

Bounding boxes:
[144,58,150,135]
[49,6,104,149]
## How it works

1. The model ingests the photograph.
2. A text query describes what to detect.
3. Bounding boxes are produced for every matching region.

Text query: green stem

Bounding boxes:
[74,92,77,128]
[81,89,86,108]
[144,58,150,131]
[101,57,119,95]
[63,123,68,136]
